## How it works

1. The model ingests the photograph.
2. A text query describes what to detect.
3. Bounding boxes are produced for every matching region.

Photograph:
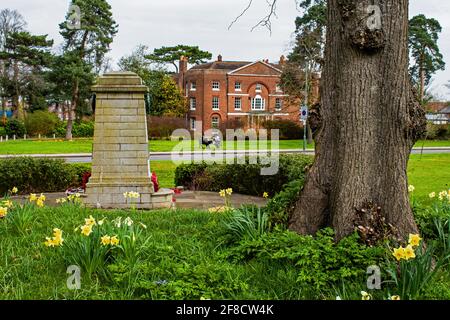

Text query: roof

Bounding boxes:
[426,101,450,113]
[190,61,252,71]
[440,106,450,114]
[189,60,282,72]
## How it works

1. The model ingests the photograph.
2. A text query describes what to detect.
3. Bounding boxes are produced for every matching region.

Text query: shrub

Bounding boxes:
[262,119,303,140]
[72,121,94,137]
[0,158,81,195]
[5,119,26,137]
[53,121,94,138]
[0,126,6,137]
[147,116,187,139]
[25,111,61,137]
[425,123,450,140]
[224,228,384,291]
[174,154,313,197]
[266,179,304,228]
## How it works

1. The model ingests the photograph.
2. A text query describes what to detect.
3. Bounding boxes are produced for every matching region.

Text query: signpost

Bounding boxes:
[300,105,308,151]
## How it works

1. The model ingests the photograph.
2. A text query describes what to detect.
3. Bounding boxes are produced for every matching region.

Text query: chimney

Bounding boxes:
[279,55,286,65]
[263,59,269,64]
[179,55,188,74]
[217,54,223,62]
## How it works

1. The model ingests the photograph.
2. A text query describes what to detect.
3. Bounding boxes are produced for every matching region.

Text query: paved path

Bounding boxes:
[9,191,267,210]
[1,147,449,163]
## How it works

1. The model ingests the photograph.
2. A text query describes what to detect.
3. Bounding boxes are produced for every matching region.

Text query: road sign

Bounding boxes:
[300,105,308,121]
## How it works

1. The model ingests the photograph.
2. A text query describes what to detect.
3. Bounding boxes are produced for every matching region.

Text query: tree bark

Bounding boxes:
[289,0,426,241]
[66,80,79,140]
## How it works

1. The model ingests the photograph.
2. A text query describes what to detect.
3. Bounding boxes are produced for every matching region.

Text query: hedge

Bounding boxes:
[174,154,313,197]
[0,158,91,195]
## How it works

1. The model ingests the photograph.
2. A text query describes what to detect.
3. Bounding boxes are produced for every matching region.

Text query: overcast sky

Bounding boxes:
[2,0,450,99]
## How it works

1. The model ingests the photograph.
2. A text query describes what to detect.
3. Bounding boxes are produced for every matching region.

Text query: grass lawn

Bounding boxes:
[0,206,315,299]
[0,138,449,154]
[408,154,450,203]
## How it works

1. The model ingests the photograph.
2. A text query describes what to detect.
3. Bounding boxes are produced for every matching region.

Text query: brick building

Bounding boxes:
[176,55,307,134]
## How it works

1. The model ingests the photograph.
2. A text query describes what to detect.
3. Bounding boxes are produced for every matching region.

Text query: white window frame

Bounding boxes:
[190,97,196,110]
[251,95,265,111]
[211,116,220,129]
[235,81,241,91]
[212,81,220,91]
[212,96,219,110]
[275,98,282,111]
[190,118,196,130]
[190,82,197,91]
[255,83,262,92]
[234,97,242,110]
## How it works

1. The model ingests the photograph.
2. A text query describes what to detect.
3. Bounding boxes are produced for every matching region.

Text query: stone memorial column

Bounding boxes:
[84,71,173,209]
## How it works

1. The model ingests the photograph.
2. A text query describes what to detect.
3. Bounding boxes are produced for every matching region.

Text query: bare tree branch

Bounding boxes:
[228,0,304,33]
[228,0,254,30]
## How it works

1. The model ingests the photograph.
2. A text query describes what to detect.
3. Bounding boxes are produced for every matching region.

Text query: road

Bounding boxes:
[1,147,449,163]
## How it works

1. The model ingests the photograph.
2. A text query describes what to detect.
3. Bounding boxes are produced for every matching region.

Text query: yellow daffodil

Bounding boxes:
[29,194,37,202]
[11,187,18,194]
[44,228,63,247]
[98,218,105,226]
[36,199,45,208]
[139,222,147,229]
[429,192,436,199]
[219,190,226,198]
[408,185,415,193]
[56,199,61,204]
[84,215,97,227]
[226,188,233,196]
[408,234,422,247]
[80,224,93,237]
[438,191,447,201]
[393,247,405,261]
[0,207,8,218]
[361,291,372,300]
[110,236,120,246]
[123,192,129,198]
[39,194,46,201]
[404,245,416,260]
[390,295,401,300]
[101,235,111,246]
[2,200,13,208]
[263,192,269,199]
[44,237,56,247]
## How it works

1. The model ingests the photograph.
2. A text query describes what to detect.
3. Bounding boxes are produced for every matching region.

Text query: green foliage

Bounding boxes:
[174,154,313,196]
[25,111,61,137]
[0,125,6,136]
[225,228,384,291]
[222,206,269,244]
[146,45,212,72]
[148,75,187,117]
[386,242,450,300]
[425,123,450,140]
[5,119,26,137]
[53,121,94,138]
[263,119,303,140]
[409,14,445,99]
[0,157,79,195]
[4,202,36,235]
[266,179,303,228]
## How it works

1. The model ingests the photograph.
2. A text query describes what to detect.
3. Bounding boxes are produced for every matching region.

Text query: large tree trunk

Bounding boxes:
[289,0,426,241]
